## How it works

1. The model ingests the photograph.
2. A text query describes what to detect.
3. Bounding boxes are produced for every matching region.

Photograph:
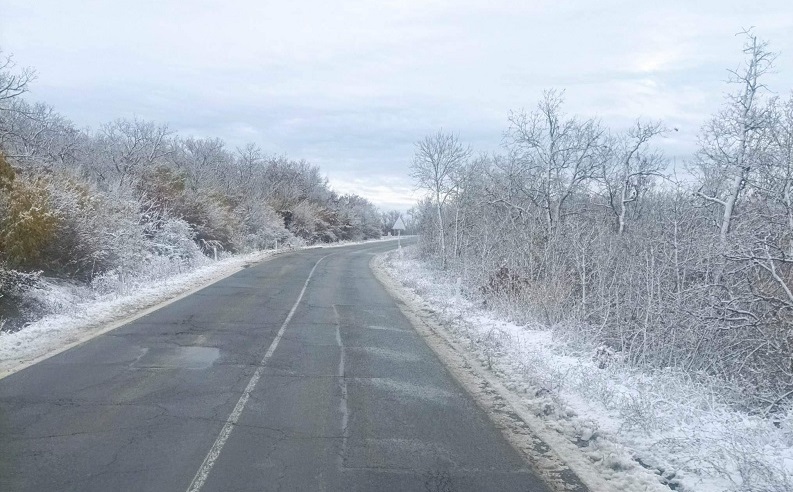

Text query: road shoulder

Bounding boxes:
[371,252,630,492]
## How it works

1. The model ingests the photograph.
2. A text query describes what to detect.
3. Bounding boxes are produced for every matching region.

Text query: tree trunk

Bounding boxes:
[436,192,446,269]
[720,172,744,242]
[617,184,628,235]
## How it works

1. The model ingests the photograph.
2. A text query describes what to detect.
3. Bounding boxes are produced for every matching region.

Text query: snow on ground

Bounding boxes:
[376,247,793,492]
[0,236,401,378]
[304,235,405,250]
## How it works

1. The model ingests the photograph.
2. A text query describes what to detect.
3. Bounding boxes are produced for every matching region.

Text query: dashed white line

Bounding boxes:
[333,305,349,470]
[186,255,330,492]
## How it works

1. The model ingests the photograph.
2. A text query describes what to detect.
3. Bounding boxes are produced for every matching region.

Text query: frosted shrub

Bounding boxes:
[26,278,88,315]
[386,241,793,492]
[690,426,793,492]
[89,269,127,296]
[150,217,202,261]
[0,267,42,332]
[283,235,306,249]
[0,55,384,335]
[575,368,617,408]
[0,267,40,297]
[0,175,58,270]
[618,393,663,434]
[410,82,793,411]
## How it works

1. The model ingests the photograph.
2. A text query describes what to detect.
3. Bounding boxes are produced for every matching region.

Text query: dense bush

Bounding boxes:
[1,174,58,270]
[0,51,383,331]
[411,34,793,412]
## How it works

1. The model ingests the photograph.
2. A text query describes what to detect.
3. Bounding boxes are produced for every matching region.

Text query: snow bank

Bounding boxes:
[377,247,793,492]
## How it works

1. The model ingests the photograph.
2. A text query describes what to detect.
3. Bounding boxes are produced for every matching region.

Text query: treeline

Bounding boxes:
[411,33,793,412]
[0,52,384,329]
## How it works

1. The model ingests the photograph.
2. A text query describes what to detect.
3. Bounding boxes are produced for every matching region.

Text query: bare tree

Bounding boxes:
[695,31,776,243]
[600,120,666,234]
[171,136,230,192]
[0,100,83,166]
[410,130,471,268]
[505,90,604,231]
[96,118,173,188]
[405,32,793,412]
[756,94,793,255]
[236,143,263,183]
[0,51,35,109]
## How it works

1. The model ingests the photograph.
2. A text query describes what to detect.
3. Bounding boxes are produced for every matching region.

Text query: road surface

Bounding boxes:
[0,241,549,491]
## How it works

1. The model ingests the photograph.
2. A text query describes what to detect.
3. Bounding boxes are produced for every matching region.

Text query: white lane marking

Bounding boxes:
[333,305,349,470]
[186,255,329,492]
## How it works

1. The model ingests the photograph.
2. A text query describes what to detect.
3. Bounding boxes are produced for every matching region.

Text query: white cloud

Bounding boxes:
[328,176,421,212]
[1,0,792,208]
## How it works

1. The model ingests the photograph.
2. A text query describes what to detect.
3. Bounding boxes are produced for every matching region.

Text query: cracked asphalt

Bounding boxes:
[0,241,550,491]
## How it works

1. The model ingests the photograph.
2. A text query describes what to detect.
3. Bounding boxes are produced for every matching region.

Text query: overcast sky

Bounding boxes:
[1,0,792,210]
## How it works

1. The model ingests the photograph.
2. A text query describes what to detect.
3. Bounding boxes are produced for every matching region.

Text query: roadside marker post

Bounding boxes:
[392,215,406,252]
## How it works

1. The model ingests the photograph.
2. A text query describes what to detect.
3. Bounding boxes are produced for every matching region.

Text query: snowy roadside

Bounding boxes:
[0,236,401,379]
[304,235,405,250]
[0,250,279,378]
[373,247,793,492]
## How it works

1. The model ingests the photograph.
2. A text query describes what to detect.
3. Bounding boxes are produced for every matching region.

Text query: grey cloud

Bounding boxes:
[2,0,793,208]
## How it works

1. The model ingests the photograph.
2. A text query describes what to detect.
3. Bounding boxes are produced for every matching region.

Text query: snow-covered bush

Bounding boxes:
[0,50,384,331]
[410,36,793,412]
[148,217,202,261]
[382,250,793,492]
[0,266,42,332]
[0,173,59,270]
[233,201,288,251]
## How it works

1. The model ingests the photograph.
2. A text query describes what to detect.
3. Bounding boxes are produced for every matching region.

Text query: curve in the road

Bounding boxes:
[0,241,551,492]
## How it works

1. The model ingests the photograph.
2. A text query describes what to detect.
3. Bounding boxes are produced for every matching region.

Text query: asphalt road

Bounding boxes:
[0,241,550,491]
